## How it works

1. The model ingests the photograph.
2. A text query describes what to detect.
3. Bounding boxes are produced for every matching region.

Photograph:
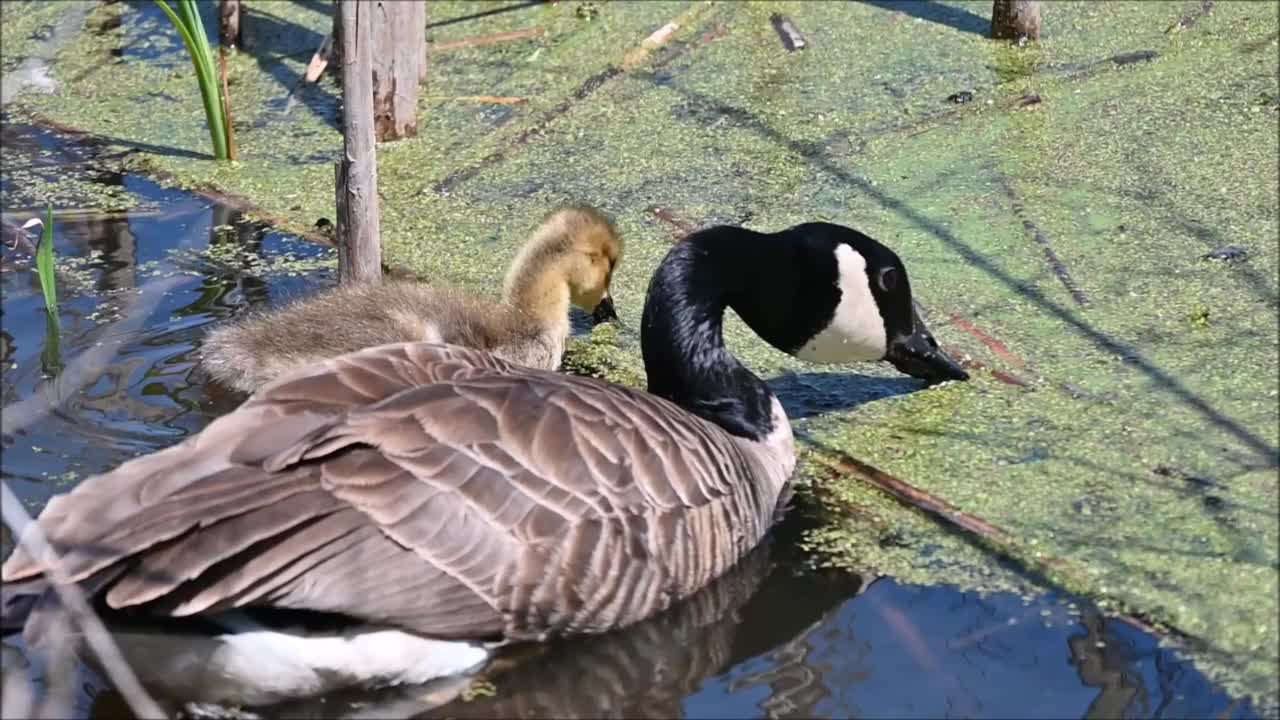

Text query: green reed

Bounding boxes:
[155,0,231,159]
[31,205,63,375]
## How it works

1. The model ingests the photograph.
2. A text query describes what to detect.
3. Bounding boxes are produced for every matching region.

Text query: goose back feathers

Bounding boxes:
[4,342,793,644]
[1,218,965,709]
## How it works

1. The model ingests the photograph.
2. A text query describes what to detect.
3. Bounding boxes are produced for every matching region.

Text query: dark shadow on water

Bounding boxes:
[651,76,1280,468]
[769,370,921,420]
[857,0,990,37]
[286,0,331,15]
[89,136,206,161]
[1121,158,1278,306]
[239,4,340,132]
[2,106,206,161]
[426,0,547,30]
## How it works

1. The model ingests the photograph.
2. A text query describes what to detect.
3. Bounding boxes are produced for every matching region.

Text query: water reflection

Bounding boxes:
[225,538,1258,720]
[243,534,855,720]
[0,155,334,511]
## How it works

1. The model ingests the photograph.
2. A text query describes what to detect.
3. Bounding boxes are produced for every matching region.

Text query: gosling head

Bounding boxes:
[732,222,969,384]
[504,205,624,323]
[563,206,624,321]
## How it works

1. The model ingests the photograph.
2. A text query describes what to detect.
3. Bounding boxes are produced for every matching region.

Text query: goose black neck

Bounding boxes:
[640,226,784,441]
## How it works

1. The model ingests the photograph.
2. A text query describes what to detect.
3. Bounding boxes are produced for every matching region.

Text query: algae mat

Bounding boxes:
[2,0,1277,706]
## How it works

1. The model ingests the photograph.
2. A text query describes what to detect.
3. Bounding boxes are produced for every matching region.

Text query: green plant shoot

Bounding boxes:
[35,204,57,320]
[26,205,63,376]
[155,0,230,160]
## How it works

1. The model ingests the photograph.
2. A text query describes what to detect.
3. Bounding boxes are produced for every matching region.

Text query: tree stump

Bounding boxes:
[335,0,382,285]
[219,0,241,50]
[370,0,426,141]
[992,0,1041,42]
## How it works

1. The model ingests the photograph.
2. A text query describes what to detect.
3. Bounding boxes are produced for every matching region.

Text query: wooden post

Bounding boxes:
[330,0,342,79]
[370,0,426,141]
[418,1,429,84]
[219,0,241,50]
[992,0,1041,42]
[335,0,382,285]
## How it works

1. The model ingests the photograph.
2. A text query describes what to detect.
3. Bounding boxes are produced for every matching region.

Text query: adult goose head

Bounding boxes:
[0,221,964,712]
[642,221,966,442]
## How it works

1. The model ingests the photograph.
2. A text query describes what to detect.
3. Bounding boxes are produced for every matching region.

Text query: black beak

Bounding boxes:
[591,294,618,324]
[884,306,969,383]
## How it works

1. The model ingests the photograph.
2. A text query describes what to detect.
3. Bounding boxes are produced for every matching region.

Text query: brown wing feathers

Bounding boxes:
[2,341,782,644]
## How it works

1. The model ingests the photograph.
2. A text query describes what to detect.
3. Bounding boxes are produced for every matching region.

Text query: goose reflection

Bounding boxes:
[260,535,863,719]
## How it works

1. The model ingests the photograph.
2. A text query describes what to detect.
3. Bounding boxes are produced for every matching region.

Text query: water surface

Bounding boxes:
[0,122,1259,720]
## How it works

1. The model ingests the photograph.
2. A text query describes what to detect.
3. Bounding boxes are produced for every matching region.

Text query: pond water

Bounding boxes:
[0,122,1261,719]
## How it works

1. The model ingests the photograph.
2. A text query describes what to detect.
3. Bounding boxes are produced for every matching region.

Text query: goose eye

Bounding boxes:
[878,267,899,292]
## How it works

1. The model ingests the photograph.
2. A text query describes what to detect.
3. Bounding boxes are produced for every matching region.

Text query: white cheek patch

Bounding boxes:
[794,244,887,364]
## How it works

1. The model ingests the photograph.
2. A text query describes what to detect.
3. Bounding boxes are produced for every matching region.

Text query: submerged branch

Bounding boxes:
[0,482,165,719]
[430,27,545,53]
[424,95,528,105]
[801,439,1202,648]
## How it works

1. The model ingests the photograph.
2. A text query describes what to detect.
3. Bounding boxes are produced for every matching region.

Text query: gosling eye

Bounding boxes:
[878,266,900,292]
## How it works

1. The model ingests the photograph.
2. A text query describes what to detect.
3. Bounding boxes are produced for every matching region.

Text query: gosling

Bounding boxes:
[199,205,623,393]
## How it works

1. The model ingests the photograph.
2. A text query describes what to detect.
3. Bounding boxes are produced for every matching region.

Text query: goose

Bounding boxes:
[198,204,624,393]
[0,221,967,712]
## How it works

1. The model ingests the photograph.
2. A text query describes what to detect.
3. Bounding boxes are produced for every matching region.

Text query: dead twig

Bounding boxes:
[946,313,1027,368]
[434,2,709,194]
[646,205,697,240]
[950,601,1060,650]
[219,46,238,161]
[2,208,165,223]
[804,442,1201,648]
[915,302,1033,387]
[866,594,940,673]
[812,449,1016,543]
[998,175,1091,307]
[620,18,685,71]
[430,26,545,53]
[769,13,806,52]
[424,95,527,105]
[954,355,1032,387]
[0,482,166,719]
[303,32,333,83]
[1166,0,1215,33]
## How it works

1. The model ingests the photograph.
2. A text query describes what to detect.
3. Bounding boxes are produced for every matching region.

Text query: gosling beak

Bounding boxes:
[884,307,969,384]
[591,294,618,324]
